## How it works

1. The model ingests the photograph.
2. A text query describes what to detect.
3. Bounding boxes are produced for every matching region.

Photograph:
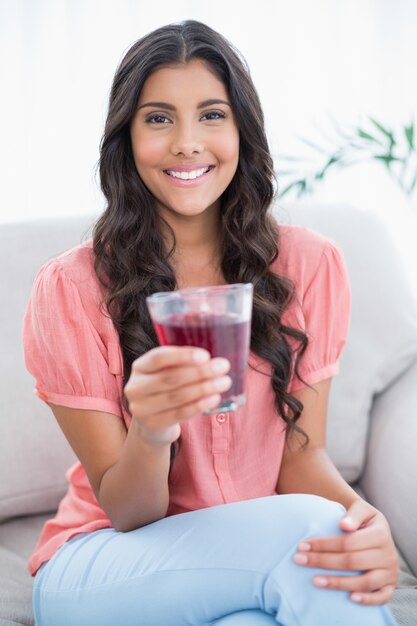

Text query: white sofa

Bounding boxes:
[0,203,416,625]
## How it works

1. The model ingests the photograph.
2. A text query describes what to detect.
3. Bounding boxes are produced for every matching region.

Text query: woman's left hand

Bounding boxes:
[293,498,400,605]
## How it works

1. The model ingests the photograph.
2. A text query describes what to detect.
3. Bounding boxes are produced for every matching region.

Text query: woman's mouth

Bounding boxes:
[163,165,215,186]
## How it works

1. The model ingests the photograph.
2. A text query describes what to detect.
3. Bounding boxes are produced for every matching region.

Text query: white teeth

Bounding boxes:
[166,167,210,180]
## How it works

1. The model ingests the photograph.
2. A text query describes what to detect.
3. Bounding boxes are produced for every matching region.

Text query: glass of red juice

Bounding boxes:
[146,283,253,413]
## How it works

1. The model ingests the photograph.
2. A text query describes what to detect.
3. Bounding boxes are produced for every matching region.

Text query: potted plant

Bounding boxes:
[278,117,416,205]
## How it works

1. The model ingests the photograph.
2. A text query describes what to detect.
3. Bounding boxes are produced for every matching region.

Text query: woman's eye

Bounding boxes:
[146,114,171,124]
[201,110,226,121]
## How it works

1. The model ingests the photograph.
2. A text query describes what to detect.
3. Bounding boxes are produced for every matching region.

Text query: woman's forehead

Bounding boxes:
[138,60,229,105]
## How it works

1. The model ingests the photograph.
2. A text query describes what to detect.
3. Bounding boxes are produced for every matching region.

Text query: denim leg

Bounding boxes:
[33,494,397,626]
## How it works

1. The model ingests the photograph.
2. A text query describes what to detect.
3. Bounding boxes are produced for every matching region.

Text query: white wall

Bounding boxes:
[1,0,417,279]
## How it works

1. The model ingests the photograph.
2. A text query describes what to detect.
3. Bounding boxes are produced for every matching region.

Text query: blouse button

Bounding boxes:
[216,413,227,424]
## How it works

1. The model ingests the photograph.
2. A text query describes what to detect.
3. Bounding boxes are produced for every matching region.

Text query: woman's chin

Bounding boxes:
[161,202,219,220]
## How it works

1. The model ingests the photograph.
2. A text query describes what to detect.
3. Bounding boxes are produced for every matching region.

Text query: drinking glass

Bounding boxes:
[146,283,253,413]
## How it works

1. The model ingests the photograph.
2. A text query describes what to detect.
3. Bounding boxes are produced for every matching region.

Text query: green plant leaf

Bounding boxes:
[279,116,416,203]
[296,179,308,197]
[374,154,403,168]
[357,128,382,144]
[331,123,356,143]
[279,180,308,198]
[315,155,341,180]
[299,138,329,154]
[404,122,415,151]
[369,117,396,146]
[348,140,374,151]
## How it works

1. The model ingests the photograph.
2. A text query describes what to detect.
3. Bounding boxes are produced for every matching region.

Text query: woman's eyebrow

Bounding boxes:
[137,98,231,111]
[198,99,231,109]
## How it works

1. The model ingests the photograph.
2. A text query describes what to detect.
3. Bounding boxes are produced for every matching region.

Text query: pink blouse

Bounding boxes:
[23,224,351,576]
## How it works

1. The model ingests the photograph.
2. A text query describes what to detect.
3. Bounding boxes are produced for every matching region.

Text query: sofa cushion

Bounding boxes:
[0,514,49,626]
[0,546,34,626]
[0,216,97,523]
[391,557,417,626]
[360,358,417,576]
[277,203,417,483]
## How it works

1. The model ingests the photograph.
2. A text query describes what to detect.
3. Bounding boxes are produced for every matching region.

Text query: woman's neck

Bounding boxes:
[159,211,225,289]
[174,249,225,289]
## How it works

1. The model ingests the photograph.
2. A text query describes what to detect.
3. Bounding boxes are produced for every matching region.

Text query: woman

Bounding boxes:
[24,20,398,626]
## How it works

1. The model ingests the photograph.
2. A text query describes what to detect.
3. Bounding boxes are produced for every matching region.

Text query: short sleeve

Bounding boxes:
[23,257,123,416]
[289,240,351,392]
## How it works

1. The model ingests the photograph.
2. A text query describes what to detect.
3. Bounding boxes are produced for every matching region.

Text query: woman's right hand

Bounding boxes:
[124,346,231,447]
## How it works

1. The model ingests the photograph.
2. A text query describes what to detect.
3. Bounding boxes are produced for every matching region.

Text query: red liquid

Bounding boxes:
[154,312,250,399]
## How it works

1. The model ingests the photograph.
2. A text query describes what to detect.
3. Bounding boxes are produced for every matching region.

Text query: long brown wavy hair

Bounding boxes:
[93,20,309,456]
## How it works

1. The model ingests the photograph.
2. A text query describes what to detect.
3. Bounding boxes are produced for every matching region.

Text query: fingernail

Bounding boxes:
[342,516,354,527]
[298,542,311,552]
[201,394,220,410]
[313,576,328,587]
[211,358,230,374]
[293,553,308,565]
[213,376,232,391]
[351,593,362,603]
[193,350,209,362]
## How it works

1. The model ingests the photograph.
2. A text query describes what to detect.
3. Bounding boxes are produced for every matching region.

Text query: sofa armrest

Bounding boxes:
[359,358,417,577]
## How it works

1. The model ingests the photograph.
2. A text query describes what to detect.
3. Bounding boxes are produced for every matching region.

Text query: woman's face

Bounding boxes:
[130,59,240,222]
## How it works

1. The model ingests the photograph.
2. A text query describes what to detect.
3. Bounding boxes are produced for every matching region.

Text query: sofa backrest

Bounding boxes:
[278,202,417,482]
[0,214,98,523]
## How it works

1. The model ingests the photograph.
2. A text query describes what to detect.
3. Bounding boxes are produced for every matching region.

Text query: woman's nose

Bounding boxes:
[170,123,205,157]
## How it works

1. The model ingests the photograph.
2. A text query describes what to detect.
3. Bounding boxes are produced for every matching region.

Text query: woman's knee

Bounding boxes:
[208,494,345,546]
[274,493,346,538]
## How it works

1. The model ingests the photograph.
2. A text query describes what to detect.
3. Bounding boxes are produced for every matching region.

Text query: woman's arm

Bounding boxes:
[277,379,399,606]
[276,379,360,508]
[50,403,172,532]
[50,346,231,533]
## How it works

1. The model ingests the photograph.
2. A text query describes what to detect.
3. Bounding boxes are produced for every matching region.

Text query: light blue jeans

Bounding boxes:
[33,494,397,625]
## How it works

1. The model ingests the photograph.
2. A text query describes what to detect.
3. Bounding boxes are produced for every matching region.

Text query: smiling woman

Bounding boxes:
[23,19,398,626]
